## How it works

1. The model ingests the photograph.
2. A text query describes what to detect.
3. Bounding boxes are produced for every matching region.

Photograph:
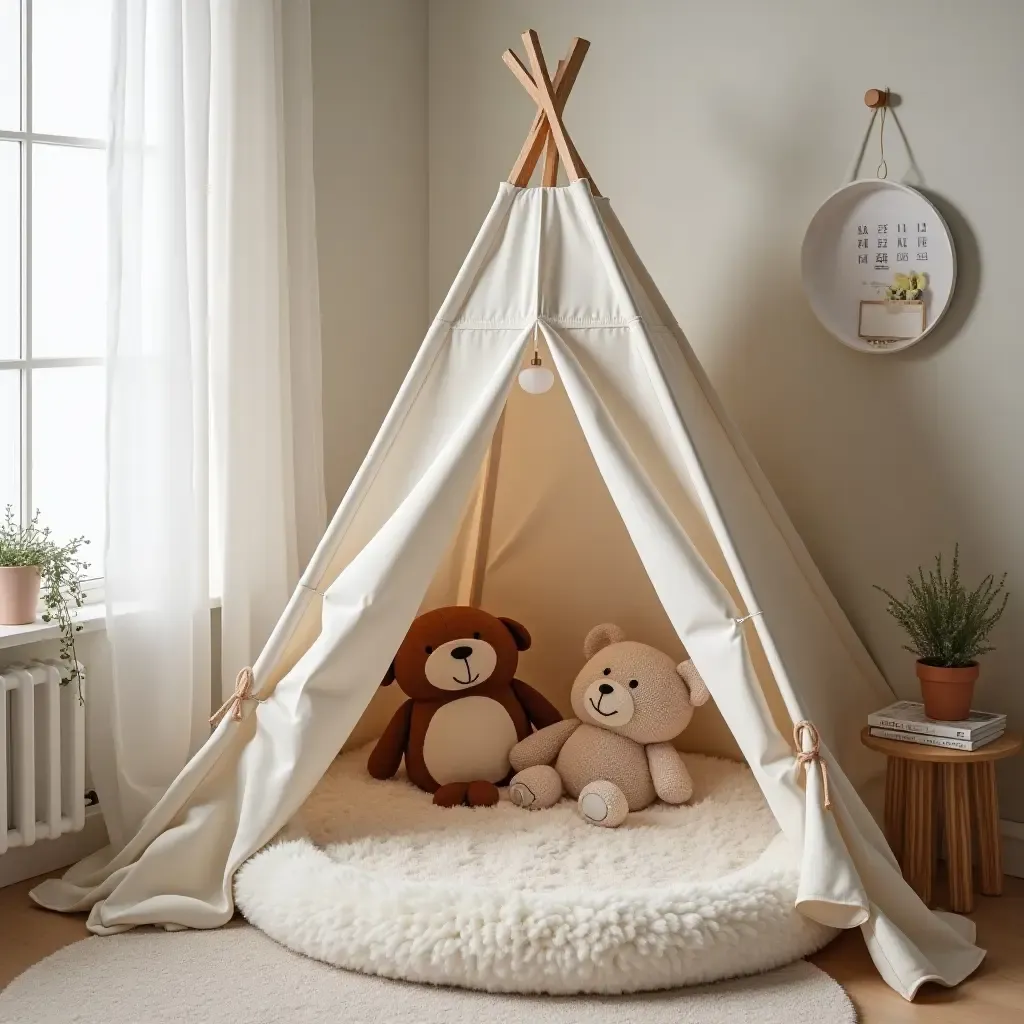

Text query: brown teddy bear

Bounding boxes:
[508,623,710,827]
[367,606,562,807]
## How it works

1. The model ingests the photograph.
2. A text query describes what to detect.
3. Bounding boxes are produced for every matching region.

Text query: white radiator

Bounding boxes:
[1,660,85,855]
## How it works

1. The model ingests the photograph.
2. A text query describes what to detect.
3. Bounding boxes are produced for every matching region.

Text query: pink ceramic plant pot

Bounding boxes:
[0,565,41,625]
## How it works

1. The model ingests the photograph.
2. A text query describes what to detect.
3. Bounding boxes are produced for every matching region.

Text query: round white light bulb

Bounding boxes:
[518,364,554,395]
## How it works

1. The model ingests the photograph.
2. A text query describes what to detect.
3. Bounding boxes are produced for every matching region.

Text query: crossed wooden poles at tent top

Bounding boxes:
[504,30,599,194]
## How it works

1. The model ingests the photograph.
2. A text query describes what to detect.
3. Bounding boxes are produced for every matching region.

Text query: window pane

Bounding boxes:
[32,143,105,357]
[0,140,18,358]
[0,0,20,131]
[0,370,19,517]
[31,366,104,578]
[32,0,111,139]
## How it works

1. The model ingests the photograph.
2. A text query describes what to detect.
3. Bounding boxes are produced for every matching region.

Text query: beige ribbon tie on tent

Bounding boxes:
[794,720,832,810]
[210,667,264,727]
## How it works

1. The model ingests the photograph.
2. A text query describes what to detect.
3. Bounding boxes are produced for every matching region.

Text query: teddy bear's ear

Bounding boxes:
[379,660,397,687]
[499,617,532,652]
[583,623,626,660]
[677,659,710,706]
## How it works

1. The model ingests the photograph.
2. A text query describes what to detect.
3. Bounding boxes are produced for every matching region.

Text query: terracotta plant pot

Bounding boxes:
[916,661,979,721]
[0,565,42,625]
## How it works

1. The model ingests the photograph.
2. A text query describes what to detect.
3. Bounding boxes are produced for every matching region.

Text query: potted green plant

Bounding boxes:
[875,545,1008,721]
[0,506,90,699]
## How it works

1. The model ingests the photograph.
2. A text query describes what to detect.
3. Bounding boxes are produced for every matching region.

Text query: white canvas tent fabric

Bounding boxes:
[33,181,983,1000]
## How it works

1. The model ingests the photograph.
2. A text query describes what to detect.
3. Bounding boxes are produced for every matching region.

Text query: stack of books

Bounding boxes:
[868,700,1006,751]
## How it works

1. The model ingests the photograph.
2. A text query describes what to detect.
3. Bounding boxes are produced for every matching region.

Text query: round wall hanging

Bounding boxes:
[801,178,956,354]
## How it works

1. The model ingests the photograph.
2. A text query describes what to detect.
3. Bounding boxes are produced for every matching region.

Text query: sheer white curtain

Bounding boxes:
[99,0,324,848]
[209,0,325,700]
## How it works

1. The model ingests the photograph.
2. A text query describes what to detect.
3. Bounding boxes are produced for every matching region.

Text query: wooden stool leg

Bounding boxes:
[884,757,907,860]
[904,761,935,905]
[941,763,973,913]
[970,761,1003,896]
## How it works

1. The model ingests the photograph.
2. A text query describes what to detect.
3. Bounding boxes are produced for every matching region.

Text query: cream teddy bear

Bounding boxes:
[508,623,710,827]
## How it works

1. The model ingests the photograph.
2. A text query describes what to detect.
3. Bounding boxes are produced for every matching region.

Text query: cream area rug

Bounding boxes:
[0,925,856,1024]
[235,747,835,994]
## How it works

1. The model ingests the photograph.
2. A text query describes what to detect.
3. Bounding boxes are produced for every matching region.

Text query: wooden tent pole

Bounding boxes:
[456,413,505,608]
[542,134,561,187]
[541,60,564,186]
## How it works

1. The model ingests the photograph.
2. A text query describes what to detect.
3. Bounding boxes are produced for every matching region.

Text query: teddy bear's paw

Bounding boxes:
[466,780,500,807]
[578,780,629,828]
[509,765,563,809]
[433,782,469,808]
[658,775,694,805]
[509,782,536,807]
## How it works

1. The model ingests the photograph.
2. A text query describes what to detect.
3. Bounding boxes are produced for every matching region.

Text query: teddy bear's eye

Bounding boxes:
[425,646,433,654]
[602,668,611,676]
[473,632,481,639]
[629,679,639,689]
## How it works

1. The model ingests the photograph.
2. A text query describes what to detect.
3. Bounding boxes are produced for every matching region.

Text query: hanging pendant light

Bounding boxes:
[518,352,554,394]
[518,326,554,394]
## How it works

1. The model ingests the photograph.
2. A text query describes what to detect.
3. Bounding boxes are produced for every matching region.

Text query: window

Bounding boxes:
[0,0,110,580]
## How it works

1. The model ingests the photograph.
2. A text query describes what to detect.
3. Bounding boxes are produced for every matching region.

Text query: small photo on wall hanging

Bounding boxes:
[801,90,956,353]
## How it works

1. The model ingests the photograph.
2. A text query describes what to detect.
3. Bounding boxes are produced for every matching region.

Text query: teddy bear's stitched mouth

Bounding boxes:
[452,664,480,686]
[588,696,618,717]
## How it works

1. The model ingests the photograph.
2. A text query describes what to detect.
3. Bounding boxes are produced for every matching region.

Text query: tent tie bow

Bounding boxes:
[793,720,832,810]
[733,610,763,626]
[210,667,265,727]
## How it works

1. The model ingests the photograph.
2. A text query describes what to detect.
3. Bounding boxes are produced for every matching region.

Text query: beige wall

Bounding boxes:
[311,0,429,511]
[428,1,1024,819]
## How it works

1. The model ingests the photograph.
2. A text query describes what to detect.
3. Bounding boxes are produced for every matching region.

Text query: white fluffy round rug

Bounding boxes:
[0,926,856,1024]
[235,746,836,994]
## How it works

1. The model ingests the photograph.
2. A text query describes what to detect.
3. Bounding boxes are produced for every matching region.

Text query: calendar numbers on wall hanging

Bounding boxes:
[851,220,930,271]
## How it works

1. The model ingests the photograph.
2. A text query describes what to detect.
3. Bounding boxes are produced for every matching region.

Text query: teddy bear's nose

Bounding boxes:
[598,683,614,695]
[450,645,473,660]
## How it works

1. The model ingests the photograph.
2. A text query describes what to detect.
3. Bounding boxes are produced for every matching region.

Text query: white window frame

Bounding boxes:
[0,0,105,597]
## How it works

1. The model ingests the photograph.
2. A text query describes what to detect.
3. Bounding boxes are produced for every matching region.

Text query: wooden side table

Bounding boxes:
[861,727,1021,913]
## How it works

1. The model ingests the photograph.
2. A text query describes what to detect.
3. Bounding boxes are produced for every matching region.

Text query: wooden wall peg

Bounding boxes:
[864,88,889,109]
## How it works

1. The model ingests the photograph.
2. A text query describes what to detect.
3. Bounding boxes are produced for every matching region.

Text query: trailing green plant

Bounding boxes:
[0,505,90,701]
[874,545,1009,668]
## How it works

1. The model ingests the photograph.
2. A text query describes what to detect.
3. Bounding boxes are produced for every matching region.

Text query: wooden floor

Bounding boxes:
[0,875,90,991]
[2,872,1023,1020]
[809,874,1024,1022]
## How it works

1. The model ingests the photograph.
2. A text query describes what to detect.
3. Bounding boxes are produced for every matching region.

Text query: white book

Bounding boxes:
[869,726,1005,753]
[867,700,1006,740]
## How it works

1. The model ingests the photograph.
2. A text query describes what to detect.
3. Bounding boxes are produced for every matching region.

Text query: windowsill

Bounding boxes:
[0,602,109,651]
[0,597,222,652]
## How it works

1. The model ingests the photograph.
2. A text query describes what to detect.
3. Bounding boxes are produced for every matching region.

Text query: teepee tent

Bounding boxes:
[34,30,982,1001]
